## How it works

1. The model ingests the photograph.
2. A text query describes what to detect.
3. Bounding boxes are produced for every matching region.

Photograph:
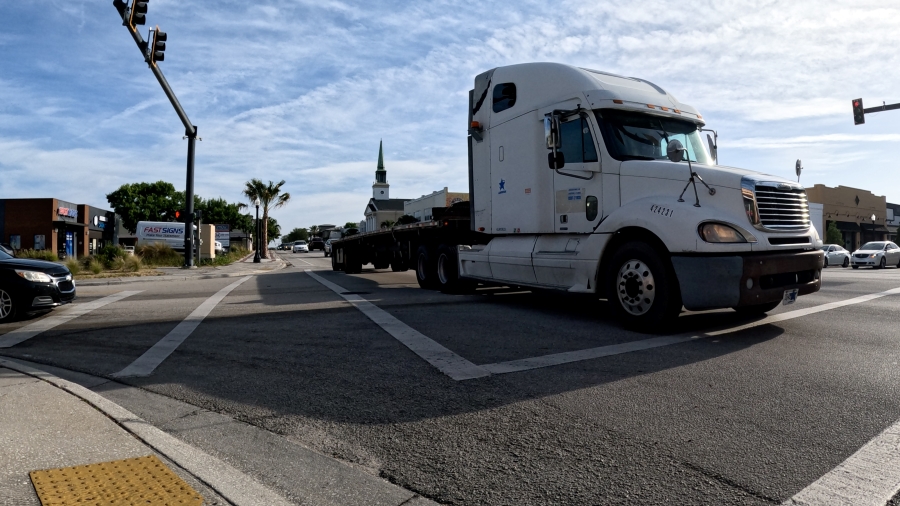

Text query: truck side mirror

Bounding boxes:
[548,151,566,169]
[666,139,685,162]
[707,134,718,164]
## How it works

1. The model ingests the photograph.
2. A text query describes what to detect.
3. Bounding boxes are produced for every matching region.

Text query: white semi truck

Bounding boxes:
[332,63,824,328]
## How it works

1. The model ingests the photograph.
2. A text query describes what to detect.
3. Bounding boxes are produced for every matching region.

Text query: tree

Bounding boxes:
[281,227,309,244]
[267,217,281,240]
[825,221,843,245]
[309,225,320,237]
[380,219,395,229]
[241,179,290,259]
[397,214,418,225]
[344,222,359,229]
[196,197,252,233]
[106,181,181,233]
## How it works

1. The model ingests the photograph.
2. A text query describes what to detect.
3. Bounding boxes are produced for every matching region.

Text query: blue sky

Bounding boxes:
[2,0,899,236]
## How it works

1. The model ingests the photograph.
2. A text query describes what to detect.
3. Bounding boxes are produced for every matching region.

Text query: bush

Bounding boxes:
[136,243,183,267]
[107,256,125,271]
[17,249,59,262]
[98,245,127,265]
[89,259,104,274]
[65,259,81,275]
[123,255,143,272]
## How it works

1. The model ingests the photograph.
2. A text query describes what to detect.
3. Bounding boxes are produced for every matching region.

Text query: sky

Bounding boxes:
[2,0,899,237]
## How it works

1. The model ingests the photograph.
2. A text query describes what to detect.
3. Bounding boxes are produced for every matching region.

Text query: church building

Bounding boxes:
[362,141,407,232]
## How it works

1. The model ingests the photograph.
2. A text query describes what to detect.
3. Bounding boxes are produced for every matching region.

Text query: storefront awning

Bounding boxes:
[860,223,890,233]
[834,221,860,232]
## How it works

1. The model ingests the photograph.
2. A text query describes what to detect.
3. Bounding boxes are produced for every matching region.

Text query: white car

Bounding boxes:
[820,244,850,268]
[850,241,900,269]
[324,239,332,257]
[292,240,309,253]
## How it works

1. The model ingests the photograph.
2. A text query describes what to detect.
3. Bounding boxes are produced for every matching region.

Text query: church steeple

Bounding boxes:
[373,140,389,200]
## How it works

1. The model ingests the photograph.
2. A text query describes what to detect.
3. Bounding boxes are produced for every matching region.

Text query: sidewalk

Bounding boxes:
[76,251,287,286]
[0,358,438,506]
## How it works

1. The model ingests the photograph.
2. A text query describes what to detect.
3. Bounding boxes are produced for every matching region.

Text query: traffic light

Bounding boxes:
[113,0,128,17]
[175,209,187,222]
[150,28,166,64]
[128,0,148,29]
[852,98,865,125]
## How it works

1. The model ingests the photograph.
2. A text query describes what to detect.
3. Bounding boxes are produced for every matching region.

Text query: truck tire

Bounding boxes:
[732,300,780,315]
[331,252,340,271]
[606,241,682,330]
[391,257,408,272]
[343,249,362,274]
[374,260,390,270]
[0,288,17,323]
[436,245,476,294]
[415,245,439,290]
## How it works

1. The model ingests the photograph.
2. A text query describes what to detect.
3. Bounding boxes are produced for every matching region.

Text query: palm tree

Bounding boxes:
[240,179,290,259]
[309,225,320,238]
[380,219,396,229]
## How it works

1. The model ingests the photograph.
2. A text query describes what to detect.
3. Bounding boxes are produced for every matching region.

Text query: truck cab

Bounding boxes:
[459,63,823,327]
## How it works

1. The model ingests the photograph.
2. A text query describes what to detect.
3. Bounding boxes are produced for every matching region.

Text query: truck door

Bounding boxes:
[552,113,602,233]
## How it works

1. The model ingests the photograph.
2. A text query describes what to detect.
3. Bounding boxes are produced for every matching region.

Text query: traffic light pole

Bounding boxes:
[853,98,900,125]
[115,1,198,268]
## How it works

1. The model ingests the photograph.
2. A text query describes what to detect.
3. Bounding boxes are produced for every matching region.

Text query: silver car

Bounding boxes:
[850,241,900,269]
[324,239,332,257]
[820,244,850,268]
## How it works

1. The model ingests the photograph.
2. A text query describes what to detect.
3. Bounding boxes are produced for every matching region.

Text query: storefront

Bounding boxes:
[0,198,117,259]
[806,185,889,251]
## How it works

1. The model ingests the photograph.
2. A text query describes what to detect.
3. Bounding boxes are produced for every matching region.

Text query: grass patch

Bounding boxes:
[17,249,59,262]
[199,246,250,266]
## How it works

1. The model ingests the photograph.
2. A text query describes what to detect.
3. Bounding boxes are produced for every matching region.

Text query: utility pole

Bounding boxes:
[852,98,900,125]
[113,0,199,268]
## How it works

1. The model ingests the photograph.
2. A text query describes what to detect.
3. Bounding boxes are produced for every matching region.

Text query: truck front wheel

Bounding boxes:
[415,245,439,290]
[436,245,476,294]
[607,242,681,330]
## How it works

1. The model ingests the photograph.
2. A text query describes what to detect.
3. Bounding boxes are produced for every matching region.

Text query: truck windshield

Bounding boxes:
[594,109,712,165]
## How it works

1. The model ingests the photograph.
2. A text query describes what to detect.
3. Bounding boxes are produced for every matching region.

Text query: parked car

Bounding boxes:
[851,241,900,269]
[0,243,14,256]
[309,237,325,251]
[0,249,75,322]
[215,241,224,254]
[324,239,332,257]
[292,240,309,253]
[820,244,850,268]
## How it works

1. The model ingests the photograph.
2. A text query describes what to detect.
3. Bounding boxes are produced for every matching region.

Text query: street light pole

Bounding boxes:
[253,198,261,263]
[872,213,878,242]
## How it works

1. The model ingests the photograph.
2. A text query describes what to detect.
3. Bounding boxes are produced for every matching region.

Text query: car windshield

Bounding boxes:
[594,109,713,165]
[860,242,886,250]
[0,250,12,260]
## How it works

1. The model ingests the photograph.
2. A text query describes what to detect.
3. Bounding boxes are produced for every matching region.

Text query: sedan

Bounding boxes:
[851,241,900,269]
[0,249,75,322]
[821,244,850,268]
[292,240,309,253]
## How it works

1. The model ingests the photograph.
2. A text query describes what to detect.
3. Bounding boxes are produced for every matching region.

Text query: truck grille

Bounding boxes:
[753,183,810,231]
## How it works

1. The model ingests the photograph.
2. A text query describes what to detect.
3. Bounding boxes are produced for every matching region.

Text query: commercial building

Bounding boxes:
[887,202,900,242]
[404,187,469,222]
[805,185,889,250]
[0,198,118,259]
[363,141,407,232]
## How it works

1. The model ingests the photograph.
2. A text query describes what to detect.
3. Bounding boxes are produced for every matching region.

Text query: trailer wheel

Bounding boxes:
[331,251,341,271]
[415,245,439,289]
[606,241,681,331]
[436,245,476,294]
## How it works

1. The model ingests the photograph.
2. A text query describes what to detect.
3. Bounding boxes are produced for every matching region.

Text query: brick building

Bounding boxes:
[0,198,118,259]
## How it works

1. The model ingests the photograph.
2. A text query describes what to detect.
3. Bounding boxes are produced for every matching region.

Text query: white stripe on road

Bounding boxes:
[293,258,315,266]
[306,270,491,380]
[482,286,900,375]
[112,277,251,378]
[782,420,900,505]
[0,291,143,348]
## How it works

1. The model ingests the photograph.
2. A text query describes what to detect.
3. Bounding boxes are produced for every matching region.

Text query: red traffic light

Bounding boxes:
[852,98,865,125]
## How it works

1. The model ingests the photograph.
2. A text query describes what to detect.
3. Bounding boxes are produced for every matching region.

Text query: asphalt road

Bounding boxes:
[4,250,900,505]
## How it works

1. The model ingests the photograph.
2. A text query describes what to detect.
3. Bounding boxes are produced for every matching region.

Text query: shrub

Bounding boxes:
[65,259,81,275]
[107,256,125,271]
[17,249,59,262]
[89,259,104,274]
[123,255,143,272]
[136,243,183,267]
[98,245,127,265]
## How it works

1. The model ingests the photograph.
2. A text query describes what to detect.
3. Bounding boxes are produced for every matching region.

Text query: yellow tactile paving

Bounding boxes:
[29,454,203,506]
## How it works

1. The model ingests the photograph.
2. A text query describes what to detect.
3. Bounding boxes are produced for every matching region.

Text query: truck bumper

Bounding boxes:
[671,250,823,311]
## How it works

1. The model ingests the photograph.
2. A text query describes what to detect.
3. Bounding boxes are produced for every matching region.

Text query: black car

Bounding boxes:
[0,250,75,322]
[309,237,325,251]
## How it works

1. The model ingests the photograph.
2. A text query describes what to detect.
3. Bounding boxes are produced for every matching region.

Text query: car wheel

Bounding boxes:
[0,288,17,323]
[606,241,682,331]
[843,257,850,268]
[823,257,829,267]
[732,300,781,315]
[879,257,886,269]
[436,244,476,294]
[415,245,439,290]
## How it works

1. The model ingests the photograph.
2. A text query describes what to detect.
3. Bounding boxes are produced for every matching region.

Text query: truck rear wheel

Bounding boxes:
[415,245,439,290]
[436,245,476,294]
[331,252,340,271]
[607,241,681,331]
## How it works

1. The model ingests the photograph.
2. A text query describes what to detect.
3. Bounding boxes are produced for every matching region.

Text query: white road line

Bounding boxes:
[0,291,143,348]
[306,270,491,380]
[782,421,900,505]
[482,286,900,375]
[293,258,315,266]
[112,277,251,378]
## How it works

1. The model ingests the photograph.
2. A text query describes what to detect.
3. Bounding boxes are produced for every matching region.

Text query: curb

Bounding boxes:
[0,357,295,506]
[76,256,287,286]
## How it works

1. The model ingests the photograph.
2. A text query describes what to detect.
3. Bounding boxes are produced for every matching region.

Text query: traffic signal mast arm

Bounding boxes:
[863,102,900,114]
[852,97,900,125]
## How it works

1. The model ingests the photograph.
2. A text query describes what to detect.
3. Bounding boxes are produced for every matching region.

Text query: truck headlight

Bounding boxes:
[698,223,747,243]
[15,270,53,283]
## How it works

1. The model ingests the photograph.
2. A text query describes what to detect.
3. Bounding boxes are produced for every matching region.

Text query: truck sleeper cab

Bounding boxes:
[333,63,823,329]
